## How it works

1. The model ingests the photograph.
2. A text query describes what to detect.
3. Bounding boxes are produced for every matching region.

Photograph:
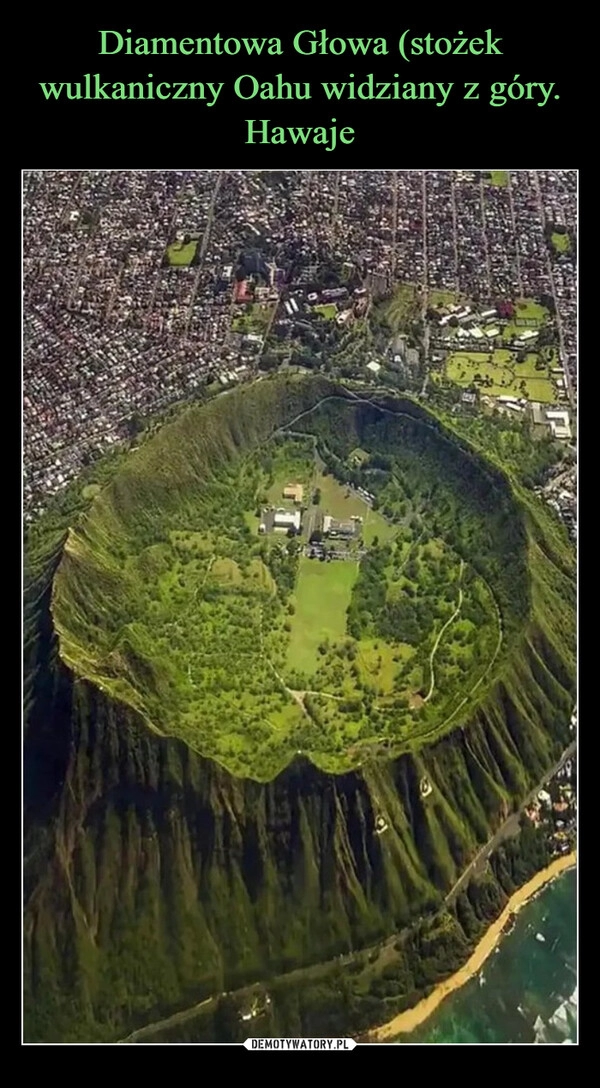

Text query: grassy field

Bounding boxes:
[514,299,548,323]
[551,231,571,254]
[428,289,465,310]
[232,302,275,335]
[385,283,421,331]
[314,303,337,320]
[445,350,556,402]
[490,170,508,187]
[317,473,366,518]
[363,508,396,546]
[287,558,359,675]
[356,638,411,694]
[166,241,198,266]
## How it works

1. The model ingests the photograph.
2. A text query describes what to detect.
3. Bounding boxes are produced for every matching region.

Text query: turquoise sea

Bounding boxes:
[396,869,577,1045]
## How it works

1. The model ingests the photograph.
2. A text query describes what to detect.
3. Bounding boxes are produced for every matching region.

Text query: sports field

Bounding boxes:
[287,557,359,675]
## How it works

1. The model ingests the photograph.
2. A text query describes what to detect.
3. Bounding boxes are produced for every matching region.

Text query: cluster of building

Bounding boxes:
[259,508,302,535]
[531,404,572,440]
[537,170,577,401]
[23,169,576,517]
[259,482,304,535]
[535,461,577,542]
[524,752,577,857]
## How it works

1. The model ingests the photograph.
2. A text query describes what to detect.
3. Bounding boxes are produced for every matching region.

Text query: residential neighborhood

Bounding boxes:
[24,170,576,531]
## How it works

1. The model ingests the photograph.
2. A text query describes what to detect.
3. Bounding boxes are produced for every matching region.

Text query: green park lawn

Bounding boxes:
[428,289,468,311]
[551,231,571,254]
[166,241,198,266]
[363,508,396,546]
[490,170,508,187]
[232,302,275,334]
[317,472,366,518]
[446,351,555,401]
[314,303,337,320]
[287,557,359,675]
[514,299,548,323]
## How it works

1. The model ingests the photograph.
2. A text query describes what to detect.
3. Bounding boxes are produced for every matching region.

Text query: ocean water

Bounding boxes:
[397,869,577,1045]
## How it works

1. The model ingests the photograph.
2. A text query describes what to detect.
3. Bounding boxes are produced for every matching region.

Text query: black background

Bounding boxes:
[19,11,584,1053]
[21,14,575,166]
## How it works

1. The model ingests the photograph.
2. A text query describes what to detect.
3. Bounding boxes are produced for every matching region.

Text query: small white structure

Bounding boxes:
[420,777,433,799]
[366,360,381,375]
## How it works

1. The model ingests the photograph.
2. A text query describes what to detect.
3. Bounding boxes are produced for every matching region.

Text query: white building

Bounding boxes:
[273,509,301,532]
[546,410,572,440]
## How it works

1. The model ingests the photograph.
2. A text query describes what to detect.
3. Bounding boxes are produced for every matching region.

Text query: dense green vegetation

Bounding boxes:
[24,375,576,1042]
[131,818,554,1043]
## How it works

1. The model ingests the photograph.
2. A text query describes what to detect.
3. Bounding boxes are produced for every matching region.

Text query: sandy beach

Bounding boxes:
[368,851,577,1041]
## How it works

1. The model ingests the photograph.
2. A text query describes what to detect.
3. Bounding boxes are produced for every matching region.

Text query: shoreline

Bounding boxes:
[367,851,577,1042]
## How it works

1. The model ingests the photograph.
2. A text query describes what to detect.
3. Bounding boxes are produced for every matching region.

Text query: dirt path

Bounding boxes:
[423,559,464,703]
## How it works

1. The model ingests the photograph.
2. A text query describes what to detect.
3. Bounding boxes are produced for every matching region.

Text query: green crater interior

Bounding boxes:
[52,376,574,780]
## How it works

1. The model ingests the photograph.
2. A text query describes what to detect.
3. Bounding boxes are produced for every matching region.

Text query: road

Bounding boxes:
[445,738,577,903]
[506,171,524,298]
[479,172,492,297]
[450,171,459,290]
[531,170,574,408]
[185,171,224,335]
[390,171,399,279]
[119,995,215,1044]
